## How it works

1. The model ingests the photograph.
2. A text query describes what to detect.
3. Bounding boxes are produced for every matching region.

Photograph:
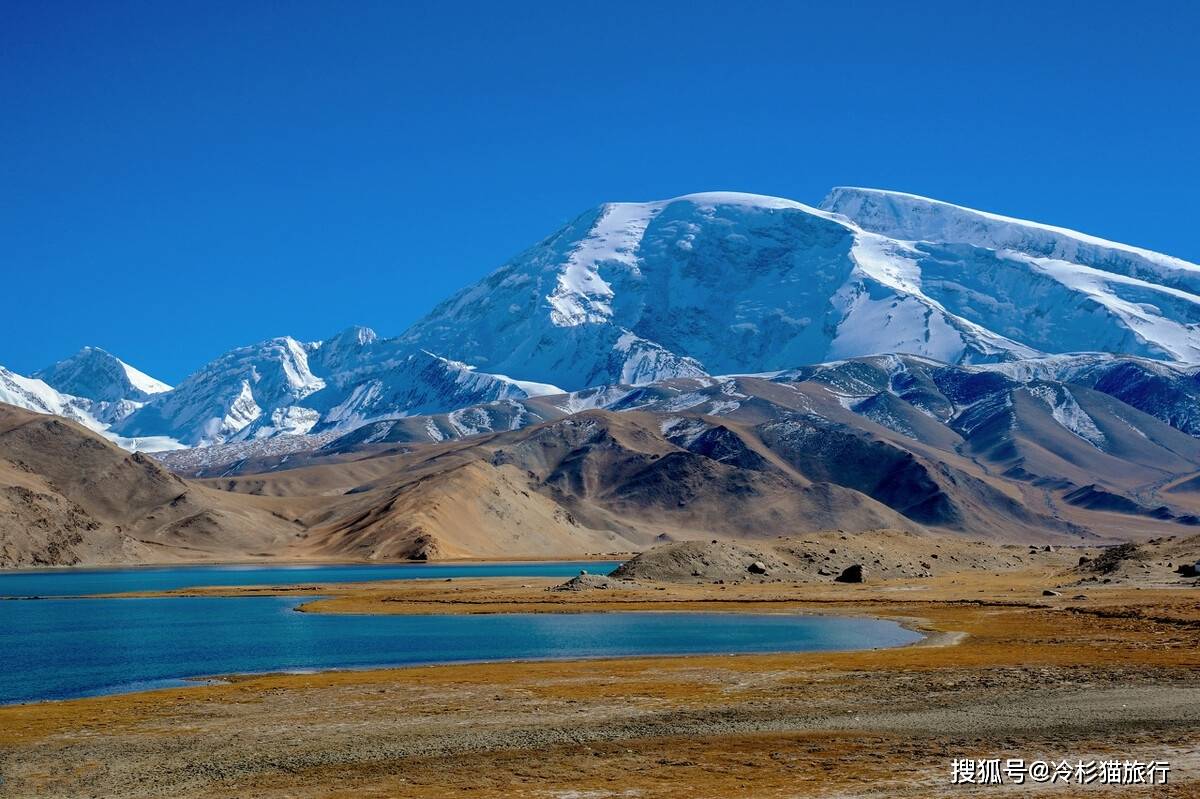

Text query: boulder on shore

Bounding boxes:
[834,564,865,583]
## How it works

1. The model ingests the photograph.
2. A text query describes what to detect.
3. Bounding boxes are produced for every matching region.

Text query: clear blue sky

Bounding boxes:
[4,1,1198,382]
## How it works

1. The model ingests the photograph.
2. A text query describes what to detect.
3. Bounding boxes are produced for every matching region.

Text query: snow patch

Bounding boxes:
[119,360,172,395]
[1026,385,1107,448]
[547,202,660,327]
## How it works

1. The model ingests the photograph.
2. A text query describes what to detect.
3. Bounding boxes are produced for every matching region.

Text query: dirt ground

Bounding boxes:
[0,566,1197,798]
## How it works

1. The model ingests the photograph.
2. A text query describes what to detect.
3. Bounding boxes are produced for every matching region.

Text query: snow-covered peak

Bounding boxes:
[666,191,814,211]
[113,336,325,446]
[311,325,380,373]
[398,190,1054,388]
[327,325,378,348]
[36,346,171,403]
[306,349,566,434]
[0,364,184,452]
[821,187,1200,294]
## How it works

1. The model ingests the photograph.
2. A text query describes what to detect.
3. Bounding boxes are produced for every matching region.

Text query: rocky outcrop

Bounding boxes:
[835,564,865,583]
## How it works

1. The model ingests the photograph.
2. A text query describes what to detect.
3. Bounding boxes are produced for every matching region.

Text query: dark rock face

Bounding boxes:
[1090,362,1200,436]
[834,564,865,583]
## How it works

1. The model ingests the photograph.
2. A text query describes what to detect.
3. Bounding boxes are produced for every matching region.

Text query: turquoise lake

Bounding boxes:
[0,563,922,705]
[0,561,622,597]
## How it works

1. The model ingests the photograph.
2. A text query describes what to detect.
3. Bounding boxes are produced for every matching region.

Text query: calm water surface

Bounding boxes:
[0,562,922,705]
[0,598,922,704]
[0,561,622,597]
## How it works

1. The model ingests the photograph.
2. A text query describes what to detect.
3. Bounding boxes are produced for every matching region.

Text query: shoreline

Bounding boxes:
[1,606,943,709]
[0,554,629,574]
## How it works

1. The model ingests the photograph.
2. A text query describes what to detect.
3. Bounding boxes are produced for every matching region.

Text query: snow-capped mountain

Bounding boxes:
[820,188,1200,362]
[821,187,1200,296]
[299,352,1200,452]
[12,187,1200,451]
[109,329,564,446]
[111,336,326,446]
[36,346,171,403]
[398,190,1200,388]
[34,346,172,426]
[305,347,563,435]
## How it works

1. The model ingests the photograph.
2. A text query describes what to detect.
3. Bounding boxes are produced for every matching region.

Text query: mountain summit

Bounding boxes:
[398,190,1200,391]
[36,346,171,404]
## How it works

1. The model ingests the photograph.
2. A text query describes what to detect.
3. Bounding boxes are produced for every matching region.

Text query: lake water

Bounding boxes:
[0,597,922,704]
[0,563,922,705]
[0,561,622,598]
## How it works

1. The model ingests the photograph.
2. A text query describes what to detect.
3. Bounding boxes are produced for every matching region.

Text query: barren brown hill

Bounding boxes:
[0,404,303,567]
[203,406,1146,563]
[201,411,921,561]
[1071,532,1200,586]
[609,529,1088,584]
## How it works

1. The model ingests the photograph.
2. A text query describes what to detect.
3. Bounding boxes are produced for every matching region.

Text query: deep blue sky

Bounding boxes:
[4,1,1198,383]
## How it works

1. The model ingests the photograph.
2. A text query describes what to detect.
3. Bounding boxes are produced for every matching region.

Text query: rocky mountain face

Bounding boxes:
[174,385,1199,564]
[242,352,1200,465]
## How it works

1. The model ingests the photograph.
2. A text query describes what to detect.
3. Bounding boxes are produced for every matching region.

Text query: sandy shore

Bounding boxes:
[1,567,1197,798]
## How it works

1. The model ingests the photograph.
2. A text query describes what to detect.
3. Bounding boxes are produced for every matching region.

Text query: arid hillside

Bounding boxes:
[0,404,302,567]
